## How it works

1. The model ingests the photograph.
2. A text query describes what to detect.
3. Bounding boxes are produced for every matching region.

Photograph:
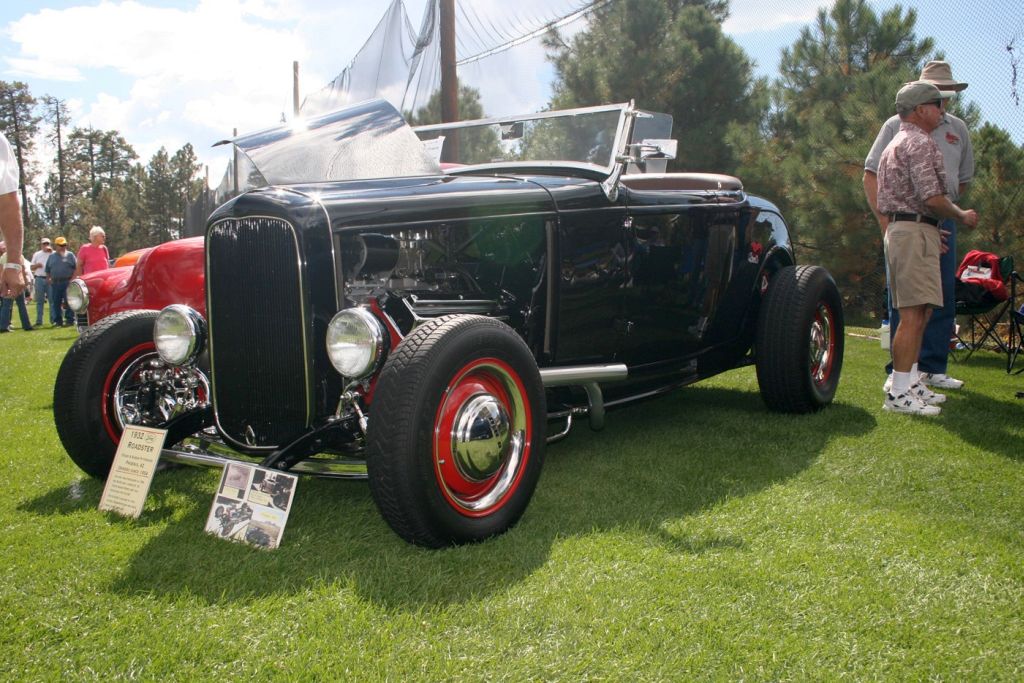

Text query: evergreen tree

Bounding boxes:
[963,124,1024,254]
[729,0,933,315]
[405,85,501,164]
[145,148,176,243]
[40,95,71,230]
[0,80,41,230]
[544,0,764,173]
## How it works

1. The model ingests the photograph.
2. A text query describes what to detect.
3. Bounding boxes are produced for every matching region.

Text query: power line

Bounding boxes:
[456,0,615,67]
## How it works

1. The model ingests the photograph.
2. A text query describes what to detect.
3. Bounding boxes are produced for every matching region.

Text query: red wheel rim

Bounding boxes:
[100,342,156,443]
[100,342,209,444]
[809,302,836,387]
[433,358,532,517]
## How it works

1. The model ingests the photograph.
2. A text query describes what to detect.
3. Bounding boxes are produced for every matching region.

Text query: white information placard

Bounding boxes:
[98,426,167,518]
[205,463,298,550]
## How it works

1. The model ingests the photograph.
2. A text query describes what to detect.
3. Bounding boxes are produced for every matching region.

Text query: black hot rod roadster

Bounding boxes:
[55,99,843,547]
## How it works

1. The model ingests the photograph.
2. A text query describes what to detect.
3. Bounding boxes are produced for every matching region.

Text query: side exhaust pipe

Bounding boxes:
[540,364,627,431]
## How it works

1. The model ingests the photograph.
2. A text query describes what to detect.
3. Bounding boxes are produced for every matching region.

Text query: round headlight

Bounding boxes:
[67,279,89,313]
[326,308,386,379]
[154,305,207,366]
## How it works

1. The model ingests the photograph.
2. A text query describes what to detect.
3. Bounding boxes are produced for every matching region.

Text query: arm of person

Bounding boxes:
[863,118,897,232]
[862,171,889,233]
[924,194,978,228]
[0,191,25,297]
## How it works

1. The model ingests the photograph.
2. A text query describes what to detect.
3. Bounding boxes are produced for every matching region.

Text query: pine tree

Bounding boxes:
[544,0,763,173]
[729,0,933,315]
[0,81,41,230]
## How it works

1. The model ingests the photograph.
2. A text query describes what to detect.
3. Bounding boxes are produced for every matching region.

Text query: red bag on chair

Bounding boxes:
[956,250,1008,302]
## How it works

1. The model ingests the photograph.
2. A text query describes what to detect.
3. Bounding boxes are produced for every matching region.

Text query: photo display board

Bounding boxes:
[204,463,298,550]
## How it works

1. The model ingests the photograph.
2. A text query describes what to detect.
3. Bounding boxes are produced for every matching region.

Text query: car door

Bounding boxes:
[620,188,744,367]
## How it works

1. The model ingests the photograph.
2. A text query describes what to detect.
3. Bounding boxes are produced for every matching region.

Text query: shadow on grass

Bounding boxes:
[30,384,873,610]
[941,353,1024,461]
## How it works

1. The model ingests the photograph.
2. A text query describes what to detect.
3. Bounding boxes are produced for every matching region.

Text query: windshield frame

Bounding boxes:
[411,102,635,178]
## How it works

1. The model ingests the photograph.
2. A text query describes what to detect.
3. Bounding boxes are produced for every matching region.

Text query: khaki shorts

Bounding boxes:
[884,220,942,309]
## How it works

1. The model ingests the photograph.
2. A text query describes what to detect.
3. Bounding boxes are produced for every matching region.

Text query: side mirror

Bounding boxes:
[623,139,678,174]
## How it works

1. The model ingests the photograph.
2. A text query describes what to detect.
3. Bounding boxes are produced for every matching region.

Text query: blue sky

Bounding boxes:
[1,0,1020,186]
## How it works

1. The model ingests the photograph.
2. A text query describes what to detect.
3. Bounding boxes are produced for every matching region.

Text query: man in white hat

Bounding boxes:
[876,82,978,415]
[30,236,53,327]
[864,60,974,393]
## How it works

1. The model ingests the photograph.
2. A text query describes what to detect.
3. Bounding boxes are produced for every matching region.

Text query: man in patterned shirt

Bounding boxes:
[865,61,974,392]
[876,82,978,415]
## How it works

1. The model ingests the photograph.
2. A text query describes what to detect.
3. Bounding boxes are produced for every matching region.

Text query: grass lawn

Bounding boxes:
[2,322,1023,680]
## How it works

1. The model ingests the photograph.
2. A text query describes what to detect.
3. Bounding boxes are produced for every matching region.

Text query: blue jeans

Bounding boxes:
[33,276,48,326]
[50,280,75,325]
[887,218,956,375]
[1,293,33,330]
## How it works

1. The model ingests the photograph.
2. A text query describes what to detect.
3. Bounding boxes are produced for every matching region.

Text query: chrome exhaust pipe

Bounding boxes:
[540,363,627,431]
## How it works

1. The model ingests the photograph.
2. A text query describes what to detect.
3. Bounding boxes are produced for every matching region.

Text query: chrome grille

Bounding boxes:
[207,216,309,448]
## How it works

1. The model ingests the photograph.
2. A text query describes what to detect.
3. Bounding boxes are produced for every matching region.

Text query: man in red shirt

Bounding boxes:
[876,82,979,415]
[73,225,110,278]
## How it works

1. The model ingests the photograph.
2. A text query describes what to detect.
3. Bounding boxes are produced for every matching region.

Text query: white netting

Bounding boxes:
[299,0,603,118]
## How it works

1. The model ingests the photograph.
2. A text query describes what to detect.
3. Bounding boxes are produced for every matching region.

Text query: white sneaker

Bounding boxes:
[883,392,941,416]
[907,381,945,405]
[920,373,964,390]
[883,373,893,393]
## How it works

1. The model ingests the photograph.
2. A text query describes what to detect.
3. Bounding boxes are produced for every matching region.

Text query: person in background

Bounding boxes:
[0,240,33,332]
[864,60,974,392]
[45,236,76,327]
[73,225,110,277]
[0,131,26,299]
[30,236,52,327]
[876,82,978,415]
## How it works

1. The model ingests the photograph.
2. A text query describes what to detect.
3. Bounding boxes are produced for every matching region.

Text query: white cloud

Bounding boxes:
[4,0,311,176]
[723,0,825,34]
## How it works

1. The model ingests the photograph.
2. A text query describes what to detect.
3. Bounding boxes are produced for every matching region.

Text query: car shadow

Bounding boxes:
[24,384,873,610]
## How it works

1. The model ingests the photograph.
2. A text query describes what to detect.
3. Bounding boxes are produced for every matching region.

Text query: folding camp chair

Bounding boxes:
[1007,273,1024,374]
[953,253,1015,362]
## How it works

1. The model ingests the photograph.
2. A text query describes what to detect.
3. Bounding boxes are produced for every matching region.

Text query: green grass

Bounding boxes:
[2,323,1023,680]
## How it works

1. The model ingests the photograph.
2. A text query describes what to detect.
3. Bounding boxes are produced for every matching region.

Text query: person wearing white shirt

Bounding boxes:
[0,132,26,298]
[30,237,53,327]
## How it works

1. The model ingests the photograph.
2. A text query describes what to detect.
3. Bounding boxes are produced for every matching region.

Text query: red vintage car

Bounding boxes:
[68,237,206,324]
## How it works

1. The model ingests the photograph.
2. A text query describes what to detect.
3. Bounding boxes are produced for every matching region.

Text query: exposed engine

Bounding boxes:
[338,221,547,329]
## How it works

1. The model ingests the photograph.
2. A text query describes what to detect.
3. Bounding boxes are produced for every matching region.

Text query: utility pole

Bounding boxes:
[293,61,300,118]
[439,0,459,162]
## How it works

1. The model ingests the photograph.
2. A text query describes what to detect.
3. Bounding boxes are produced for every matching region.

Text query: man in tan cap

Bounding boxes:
[876,82,978,415]
[864,61,974,394]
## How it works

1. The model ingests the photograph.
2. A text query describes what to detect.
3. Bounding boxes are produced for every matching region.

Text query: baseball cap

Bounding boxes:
[41,237,51,244]
[895,81,952,109]
[54,236,68,246]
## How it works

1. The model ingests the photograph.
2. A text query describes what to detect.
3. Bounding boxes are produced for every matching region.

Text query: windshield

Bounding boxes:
[220,100,672,196]
[411,103,631,175]
[224,99,442,187]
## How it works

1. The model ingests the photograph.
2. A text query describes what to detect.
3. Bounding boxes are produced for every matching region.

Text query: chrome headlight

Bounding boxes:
[67,279,89,313]
[154,305,207,366]
[326,308,386,379]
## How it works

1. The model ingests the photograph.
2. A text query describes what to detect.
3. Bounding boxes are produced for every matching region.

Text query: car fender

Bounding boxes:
[84,236,206,324]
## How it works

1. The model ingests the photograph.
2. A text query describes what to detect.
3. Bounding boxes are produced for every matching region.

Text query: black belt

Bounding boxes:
[889,212,939,226]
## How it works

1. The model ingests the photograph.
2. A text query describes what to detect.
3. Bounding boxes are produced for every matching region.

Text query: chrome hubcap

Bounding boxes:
[451,394,512,481]
[809,304,833,384]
